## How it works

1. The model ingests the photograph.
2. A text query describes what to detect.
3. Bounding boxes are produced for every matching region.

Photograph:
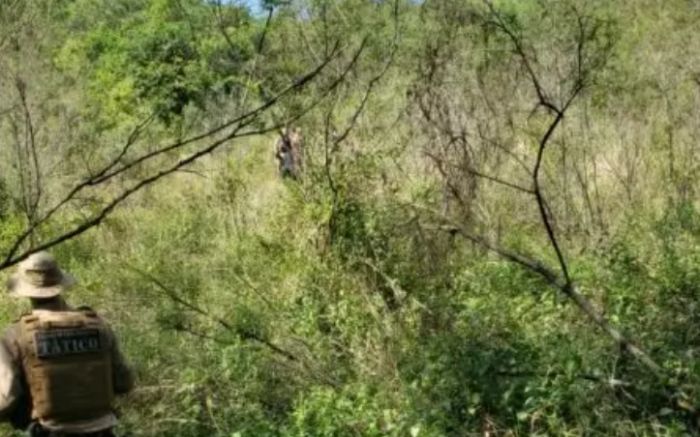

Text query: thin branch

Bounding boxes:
[1,40,365,270]
[495,369,632,388]
[421,0,698,424]
[212,0,236,56]
[127,266,299,362]
[173,324,230,345]
[257,7,275,54]
[424,199,697,419]
[139,265,342,388]
[532,110,572,285]
[96,113,157,179]
[330,21,399,153]
[492,0,656,382]
[232,270,276,310]
[485,0,581,287]
[439,216,660,375]
[483,0,560,114]
[426,150,534,195]
[89,43,342,187]
[1,115,156,264]
[473,124,532,175]
[362,258,403,292]
[323,0,400,244]
[22,87,42,228]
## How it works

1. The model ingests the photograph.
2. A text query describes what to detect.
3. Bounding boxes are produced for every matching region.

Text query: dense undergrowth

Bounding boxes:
[3,146,698,436]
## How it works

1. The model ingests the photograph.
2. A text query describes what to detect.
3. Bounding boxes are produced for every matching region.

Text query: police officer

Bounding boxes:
[0,252,134,436]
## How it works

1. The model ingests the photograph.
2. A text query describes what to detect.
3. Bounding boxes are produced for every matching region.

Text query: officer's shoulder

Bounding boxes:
[76,305,98,315]
[7,311,32,331]
[75,306,113,327]
[75,305,107,322]
[13,311,30,323]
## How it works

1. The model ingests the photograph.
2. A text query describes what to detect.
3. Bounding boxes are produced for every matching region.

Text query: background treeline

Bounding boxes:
[1,0,699,435]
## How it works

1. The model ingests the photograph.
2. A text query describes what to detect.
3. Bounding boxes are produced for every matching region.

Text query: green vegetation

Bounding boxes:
[1,0,699,435]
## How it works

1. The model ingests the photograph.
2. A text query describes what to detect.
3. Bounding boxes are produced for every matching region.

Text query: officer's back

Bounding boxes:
[0,252,133,436]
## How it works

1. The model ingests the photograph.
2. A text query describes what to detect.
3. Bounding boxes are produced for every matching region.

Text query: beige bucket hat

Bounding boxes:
[6,251,75,298]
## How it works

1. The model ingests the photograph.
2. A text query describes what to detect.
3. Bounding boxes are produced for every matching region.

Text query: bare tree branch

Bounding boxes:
[127,265,299,362]
[257,6,275,54]
[483,0,560,115]
[417,1,698,423]
[128,266,343,389]
[323,0,400,242]
[425,150,534,195]
[89,43,342,187]
[0,39,367,271]
[532,110,572,284]
[16,79,41,219]
[476,3,696,421]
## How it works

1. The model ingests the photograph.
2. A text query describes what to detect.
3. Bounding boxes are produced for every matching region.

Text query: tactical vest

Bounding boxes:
[18,310,114,423]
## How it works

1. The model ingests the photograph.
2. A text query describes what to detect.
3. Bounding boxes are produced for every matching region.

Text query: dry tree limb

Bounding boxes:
[127,265,342,389]
[0,38,366,271]
[323,0,400,241]
[488,0,696,421]
[425,150,535,195]
[483,1,674,383]
[127,265,298,362]
[417,1,699,423]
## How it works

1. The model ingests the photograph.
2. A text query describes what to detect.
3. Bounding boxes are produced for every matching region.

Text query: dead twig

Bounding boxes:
[0,39,366,271]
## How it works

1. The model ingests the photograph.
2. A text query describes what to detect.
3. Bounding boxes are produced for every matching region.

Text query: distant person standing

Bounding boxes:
[288,127,304,177]
[0,252,134,436]
[275,128,295,179]
[275,127,305,180]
